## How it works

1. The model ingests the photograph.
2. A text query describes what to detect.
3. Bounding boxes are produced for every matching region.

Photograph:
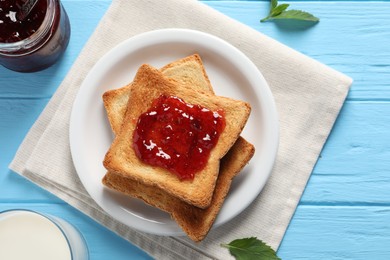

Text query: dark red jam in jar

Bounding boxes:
[133,95,226,180]
[0,0,71,72]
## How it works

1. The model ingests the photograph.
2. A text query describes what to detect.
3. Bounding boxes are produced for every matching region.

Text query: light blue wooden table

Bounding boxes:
[1,0,389,259]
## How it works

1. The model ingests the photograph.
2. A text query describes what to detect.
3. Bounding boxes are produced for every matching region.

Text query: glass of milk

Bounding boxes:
[0,209,89,260]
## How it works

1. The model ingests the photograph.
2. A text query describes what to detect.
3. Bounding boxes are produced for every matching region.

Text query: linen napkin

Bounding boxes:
[10,0,352,259]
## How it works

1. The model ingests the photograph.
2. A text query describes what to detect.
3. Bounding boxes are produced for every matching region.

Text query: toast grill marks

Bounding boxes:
[103,64,251,208]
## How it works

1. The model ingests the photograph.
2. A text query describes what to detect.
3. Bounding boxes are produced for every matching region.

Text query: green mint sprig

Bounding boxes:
[221,237,281,260]
[261,0,319,22]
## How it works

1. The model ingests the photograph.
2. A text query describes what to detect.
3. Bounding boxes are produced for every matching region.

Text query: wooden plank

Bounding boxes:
[301,101,390,204]
[278,205,390,259]
[207,1,390,100]
[0,99,48,163]
[0,99,65,202]
[1,2,390,101]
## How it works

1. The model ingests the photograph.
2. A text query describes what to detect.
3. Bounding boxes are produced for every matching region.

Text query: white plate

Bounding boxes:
[69,29,279,236]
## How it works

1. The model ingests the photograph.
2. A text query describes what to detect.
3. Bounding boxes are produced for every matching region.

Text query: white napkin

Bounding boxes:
[10,0,352,259]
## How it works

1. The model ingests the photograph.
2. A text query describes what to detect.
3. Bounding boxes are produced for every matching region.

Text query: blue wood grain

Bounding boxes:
[207,1,390,100]
[279,205,390,260]
[1,1,390,259]
[302,101,390,205]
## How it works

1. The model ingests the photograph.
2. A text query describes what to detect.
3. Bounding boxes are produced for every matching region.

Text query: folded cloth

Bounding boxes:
[10,0,352,259]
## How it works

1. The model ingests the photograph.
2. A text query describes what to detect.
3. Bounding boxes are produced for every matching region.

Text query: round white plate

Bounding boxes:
[69,29,279,236]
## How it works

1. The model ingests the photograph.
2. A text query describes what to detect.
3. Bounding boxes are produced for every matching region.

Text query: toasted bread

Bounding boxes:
[102,55,254,241]
[103,64,251,208]
[103,54,214,134]
[103,136,254,241]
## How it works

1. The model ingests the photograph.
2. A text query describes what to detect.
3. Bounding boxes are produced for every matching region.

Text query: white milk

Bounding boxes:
[0,210,72,260]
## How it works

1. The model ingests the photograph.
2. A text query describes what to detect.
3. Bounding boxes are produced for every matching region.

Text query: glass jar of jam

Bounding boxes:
[0,0,71,72]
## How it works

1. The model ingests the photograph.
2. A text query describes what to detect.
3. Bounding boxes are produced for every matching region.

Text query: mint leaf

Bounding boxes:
[271,9,319,21]
[270,3,289,17]
[261,0,319,23]
[221,237,281,260]
[271,0,278,9]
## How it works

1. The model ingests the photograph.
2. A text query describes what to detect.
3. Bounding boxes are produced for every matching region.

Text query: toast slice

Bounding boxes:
[103,54,214,134]
[102,55,255,241]
[103,64,251,208]
[103,136,254,241]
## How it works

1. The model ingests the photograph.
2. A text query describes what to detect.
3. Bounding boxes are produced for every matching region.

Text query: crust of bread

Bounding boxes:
[103,54,214,135]
[103,64,251,208]
[103,136,255,242]
[102,54,254,240]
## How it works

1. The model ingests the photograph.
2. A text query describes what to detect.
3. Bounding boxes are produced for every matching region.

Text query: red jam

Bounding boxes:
[133,95,226,180]
[0,0,47,43]
[0,0,71,72]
